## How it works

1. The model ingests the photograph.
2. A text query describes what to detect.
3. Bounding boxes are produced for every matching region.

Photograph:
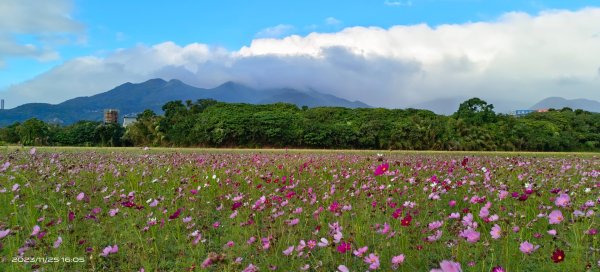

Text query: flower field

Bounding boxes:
[0,148,598,271]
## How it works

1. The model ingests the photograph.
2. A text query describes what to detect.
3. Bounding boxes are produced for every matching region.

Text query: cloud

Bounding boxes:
[325,17,342,26]
[384,1,413,7]
[255,24,295,38]
[0,0,83,64]
[2,8,600,111]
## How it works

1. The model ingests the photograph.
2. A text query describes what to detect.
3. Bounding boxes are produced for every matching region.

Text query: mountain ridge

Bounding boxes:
[0,79,370,126]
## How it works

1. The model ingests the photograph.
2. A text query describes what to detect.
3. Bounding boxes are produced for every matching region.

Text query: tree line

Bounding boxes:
[1,98,598,151]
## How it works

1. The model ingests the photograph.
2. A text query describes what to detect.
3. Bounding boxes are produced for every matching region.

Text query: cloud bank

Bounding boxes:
[0,0,83,65]
[3,8,600,111]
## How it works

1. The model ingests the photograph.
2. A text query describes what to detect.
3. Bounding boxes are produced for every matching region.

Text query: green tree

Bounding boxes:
[454,98,497,125]
[17,118,50,146]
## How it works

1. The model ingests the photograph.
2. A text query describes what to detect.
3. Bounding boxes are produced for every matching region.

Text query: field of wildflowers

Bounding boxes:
[0,147,598,271]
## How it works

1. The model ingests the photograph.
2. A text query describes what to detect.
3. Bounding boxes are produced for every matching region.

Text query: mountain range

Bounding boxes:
[529,97,600,112]
[0,79,369,126]
[410,96,600,115]
[1,79,598,126]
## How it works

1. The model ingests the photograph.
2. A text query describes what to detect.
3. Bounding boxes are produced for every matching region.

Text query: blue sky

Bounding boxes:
[1,0,600,110]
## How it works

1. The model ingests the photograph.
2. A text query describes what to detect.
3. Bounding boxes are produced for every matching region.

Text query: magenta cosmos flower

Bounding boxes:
[374,163,389,176]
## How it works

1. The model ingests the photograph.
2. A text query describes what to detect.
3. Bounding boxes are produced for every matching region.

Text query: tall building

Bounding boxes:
[104,109,119,124]
[1,99,4,110]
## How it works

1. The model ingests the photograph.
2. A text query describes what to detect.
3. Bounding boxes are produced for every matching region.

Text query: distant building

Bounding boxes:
[536,108,549,113]
[511,109,536,117]
[104,109,119,124]
[123,116,137,127]
[1,99,4,110]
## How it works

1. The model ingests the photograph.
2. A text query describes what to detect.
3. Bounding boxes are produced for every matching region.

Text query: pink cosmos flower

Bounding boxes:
[261,237,271,250]
[431,260,463,272]
[428,221,443,230]
[448,200,456,207]
[547,229,557,236]
[459,228,480,243]
[53,236,63,248]
[392,254,405,269]
[109,208,119,217]
[182,216,192,223]
[353,246,368,257]
[519,241,539,254]
[449,213,460,219]
[287,218,300,226]
[555,194,570,207]
[31,225,40,237]
[247,236,256,244]
[364,253,380,270]
[378,223,391,235]
[76,192,85,201]
[283,246,294,256]
[0,229,10,239]
[548,210,564,224]
[337,265,350,272]
[427,230,443,242]
[100,245,118,257]
[490,224,501,239]
[317,238,329,247]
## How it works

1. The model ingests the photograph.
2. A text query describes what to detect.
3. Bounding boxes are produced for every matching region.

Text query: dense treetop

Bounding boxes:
[1,98,598,151]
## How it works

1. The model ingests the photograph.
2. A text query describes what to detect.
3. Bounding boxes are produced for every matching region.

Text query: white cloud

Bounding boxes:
[255,24,295,38]
[0,0,83,64]
[2,8,600,111]
[325,17,342,26]
[384,1,413,7]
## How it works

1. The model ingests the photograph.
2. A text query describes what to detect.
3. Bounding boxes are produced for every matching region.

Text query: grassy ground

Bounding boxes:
[0,147,598,271]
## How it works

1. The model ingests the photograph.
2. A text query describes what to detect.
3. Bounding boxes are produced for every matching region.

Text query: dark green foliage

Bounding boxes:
[1,99,598,151]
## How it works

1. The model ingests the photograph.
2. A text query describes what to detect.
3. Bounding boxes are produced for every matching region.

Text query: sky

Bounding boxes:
[1,0,600,110]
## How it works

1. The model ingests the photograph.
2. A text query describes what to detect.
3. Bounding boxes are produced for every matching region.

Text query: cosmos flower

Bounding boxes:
[283,246,294,256]
[76,192,85,201]
[555,194,570,207]
[548,210,564,224]
[100,245,118,257]
[364,253,380,270]
[490,224,501,239]
[491,266,506,272]
[31,225,40,237]
[337,265,350,272]
[551,249,565,263]
[353,246,368,257]
[337,242,351,253]
[374,163,389,176]
[430,260,463,272]
[53,236,63,248]
[0,229,10,239]
[519,241,539,255]
[392,254,405,269]
[460,228,480,243]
